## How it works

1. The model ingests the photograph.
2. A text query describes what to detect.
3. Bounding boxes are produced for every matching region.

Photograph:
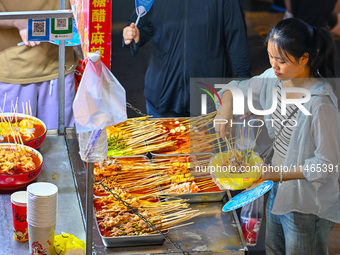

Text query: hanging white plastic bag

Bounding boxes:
[73,51,127,132]
[72,51,127,162]
[240,195,264,246]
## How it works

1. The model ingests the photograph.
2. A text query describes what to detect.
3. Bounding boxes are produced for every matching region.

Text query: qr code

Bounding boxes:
[57,18,67,28]
[32,21,46,36]
[54,18,69,31]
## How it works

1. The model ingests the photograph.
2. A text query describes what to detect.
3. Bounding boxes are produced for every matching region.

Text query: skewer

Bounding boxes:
[249,127,262,154]
[2,92,6,113]
[29,100,32,116]
[216,132,225,163]
[161,214,197,224]
[11,97,19,119]
[161,208,195,217]
[26,102,29,117]
[107,113,220,156]
[246,125,250,155]
[162,214,200,228]
[164,221,195,230]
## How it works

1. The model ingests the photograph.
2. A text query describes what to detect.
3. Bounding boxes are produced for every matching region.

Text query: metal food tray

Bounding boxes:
[93,154,168,248]
[94,190,169,248]
[95,215,168,248]
[99,230,167,248]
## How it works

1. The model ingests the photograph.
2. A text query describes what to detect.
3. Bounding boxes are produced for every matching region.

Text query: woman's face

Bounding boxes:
[267,41,309,80]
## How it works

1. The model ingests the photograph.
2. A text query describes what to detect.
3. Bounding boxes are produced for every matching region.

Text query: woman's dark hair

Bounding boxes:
[265,18,335,78]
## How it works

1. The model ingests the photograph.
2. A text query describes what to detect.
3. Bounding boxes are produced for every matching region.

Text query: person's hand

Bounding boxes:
[214,91,233,140]
[239,111,252,120]
[214,110,232,141]
[245,163,274,190]
[123,23,140,45]
[13,19,40,47]
[257,163,280,182]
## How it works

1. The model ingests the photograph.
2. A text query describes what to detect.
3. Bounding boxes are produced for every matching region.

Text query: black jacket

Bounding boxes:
[125,0,251,116]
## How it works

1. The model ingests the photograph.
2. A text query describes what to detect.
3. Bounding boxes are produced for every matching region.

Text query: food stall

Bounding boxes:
[0,116,249,254]
[66,121,249,254]
[0,3,249,255]
[0,122,249,254]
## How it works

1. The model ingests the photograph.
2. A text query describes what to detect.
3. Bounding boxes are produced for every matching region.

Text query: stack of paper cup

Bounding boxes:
[27,182,58,255]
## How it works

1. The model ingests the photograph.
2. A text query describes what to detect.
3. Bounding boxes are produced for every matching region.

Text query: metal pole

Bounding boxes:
[58,0,66,135]
[86,162,94,255]
[58,40,66,135]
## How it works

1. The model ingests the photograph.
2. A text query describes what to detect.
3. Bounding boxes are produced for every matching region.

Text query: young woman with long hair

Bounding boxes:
[215,18,340,254]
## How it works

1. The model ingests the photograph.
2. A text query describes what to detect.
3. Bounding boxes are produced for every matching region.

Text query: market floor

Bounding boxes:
[111,0,340,254]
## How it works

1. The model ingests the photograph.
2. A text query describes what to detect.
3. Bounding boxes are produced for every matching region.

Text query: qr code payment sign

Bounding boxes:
[50,17,73,40]
[28,18,50,41]
[32,21,46,36]
[54,18,69,31]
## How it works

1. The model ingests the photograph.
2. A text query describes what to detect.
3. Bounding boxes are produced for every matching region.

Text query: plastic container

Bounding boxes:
[78,128,108,163]
[210,151,262,190]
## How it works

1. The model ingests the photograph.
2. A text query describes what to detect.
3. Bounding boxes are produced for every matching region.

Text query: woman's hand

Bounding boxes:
[245,163,278,190]
[123,23,140,45]
[257,163,280,182]
[257,163,304,183]
[214,91,233,140]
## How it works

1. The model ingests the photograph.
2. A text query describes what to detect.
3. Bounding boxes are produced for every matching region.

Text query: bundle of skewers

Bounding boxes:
[106,116,177,156]
[93,154,223,198]
[106,112,228,156]
[94,187,201,237]
[93,157,168,198]
[151,112,224,154]
[211,125,264,190]
[220,125,262,173]
[0,98,41,142]
[0,101,38,175]
[152,155,223,194]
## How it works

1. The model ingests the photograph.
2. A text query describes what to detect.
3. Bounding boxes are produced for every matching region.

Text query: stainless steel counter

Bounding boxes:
[0,134,86,255]
[0,131,247,255]
[89,201,247,255]
[65,130,247,255]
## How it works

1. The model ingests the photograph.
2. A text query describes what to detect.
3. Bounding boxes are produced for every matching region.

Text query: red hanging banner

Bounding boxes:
[70,0,111,69]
